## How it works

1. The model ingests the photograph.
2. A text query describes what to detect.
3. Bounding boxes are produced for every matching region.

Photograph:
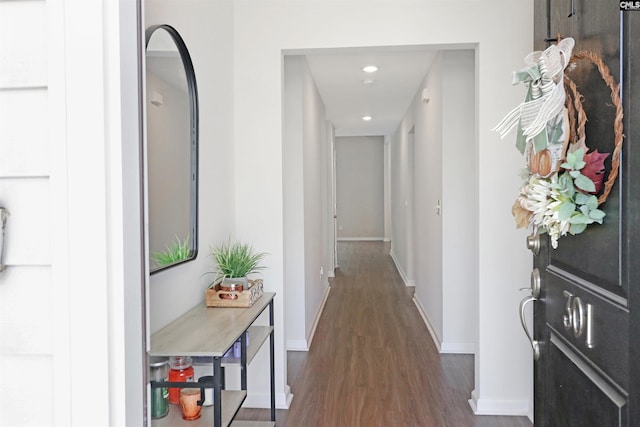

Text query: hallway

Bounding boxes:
[240,241,533,426]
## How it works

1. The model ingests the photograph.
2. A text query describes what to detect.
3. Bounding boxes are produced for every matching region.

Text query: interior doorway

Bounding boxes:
[282,46,480,405]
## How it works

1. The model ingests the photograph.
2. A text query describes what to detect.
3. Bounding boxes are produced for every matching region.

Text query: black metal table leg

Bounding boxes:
[213,357,222,426]
[269,299,276,422]
[241,330,248,390]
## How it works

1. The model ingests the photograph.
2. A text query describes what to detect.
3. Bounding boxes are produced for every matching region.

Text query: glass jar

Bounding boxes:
[149,357,169,419]
[168,356,194,404]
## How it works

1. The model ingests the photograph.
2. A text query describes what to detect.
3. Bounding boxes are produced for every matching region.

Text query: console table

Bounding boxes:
[149,292,276,426]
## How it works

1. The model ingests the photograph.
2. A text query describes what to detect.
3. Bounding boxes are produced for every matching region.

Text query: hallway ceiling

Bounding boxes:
[305,47,438,137]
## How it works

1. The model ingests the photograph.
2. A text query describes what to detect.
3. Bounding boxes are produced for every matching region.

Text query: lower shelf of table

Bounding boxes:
[152,390,251,427]
[230,422,275,427]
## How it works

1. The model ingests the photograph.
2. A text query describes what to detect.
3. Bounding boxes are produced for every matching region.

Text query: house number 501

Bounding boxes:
[562,290,594,349]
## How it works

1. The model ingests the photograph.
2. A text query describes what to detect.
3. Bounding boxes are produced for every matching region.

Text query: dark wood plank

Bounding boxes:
[237,242,533,426]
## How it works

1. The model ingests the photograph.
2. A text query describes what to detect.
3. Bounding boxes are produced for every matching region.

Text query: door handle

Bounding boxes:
[519,295,541,361]
[519,268,541,297]
[568,0,575,17]
[0,207,8,272]
[526,233,540,256]
[530,268,541,298]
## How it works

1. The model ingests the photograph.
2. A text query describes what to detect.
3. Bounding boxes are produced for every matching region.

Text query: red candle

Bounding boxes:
[168,356,194,405]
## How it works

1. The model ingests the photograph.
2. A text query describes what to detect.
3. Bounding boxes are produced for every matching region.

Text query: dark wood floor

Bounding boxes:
[238,241,533,426]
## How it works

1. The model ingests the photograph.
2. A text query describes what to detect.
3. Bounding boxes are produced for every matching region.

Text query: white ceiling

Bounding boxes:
[304,47,439,137]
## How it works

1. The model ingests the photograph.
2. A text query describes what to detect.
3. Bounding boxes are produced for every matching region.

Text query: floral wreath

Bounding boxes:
[494,38,624,249]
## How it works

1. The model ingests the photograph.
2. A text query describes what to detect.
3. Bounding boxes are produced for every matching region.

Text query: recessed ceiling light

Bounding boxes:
[362,116,372,121]
[362,65,378,73]
[362,79,375,85]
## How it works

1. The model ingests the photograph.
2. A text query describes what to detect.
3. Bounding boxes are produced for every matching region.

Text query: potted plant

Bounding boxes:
[151,234,190,268]
[208,239,267,292]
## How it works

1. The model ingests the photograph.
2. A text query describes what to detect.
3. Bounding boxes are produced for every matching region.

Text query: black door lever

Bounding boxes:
[568,0,575,17]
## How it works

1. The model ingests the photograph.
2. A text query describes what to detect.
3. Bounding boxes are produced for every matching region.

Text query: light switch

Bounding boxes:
[0,207,8,272]
[150,91,163,107]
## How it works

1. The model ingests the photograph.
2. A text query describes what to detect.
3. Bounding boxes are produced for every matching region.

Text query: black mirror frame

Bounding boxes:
[145,24,199,274]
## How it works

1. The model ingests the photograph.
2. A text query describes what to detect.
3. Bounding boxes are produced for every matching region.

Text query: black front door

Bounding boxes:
[530,1,640,426]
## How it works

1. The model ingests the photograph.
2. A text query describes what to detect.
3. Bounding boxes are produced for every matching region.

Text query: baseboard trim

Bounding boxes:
[286,285,331,351]
[389,250,415,287]
[286,339,308,351]
[337,237,385,241]
[440,342,475,354]
[305,285,331,349]
[413,296,442,352]
[245,386,293,409]
[468,389,529,416]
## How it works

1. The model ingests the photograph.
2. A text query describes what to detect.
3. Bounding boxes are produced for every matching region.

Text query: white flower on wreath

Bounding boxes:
[520,175,571,249]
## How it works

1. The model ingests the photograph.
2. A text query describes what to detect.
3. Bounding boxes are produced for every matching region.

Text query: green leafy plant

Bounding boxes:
[552,148,605,235]
[208,239,267,286]
[514,148,605,249]
[152,235,190,268]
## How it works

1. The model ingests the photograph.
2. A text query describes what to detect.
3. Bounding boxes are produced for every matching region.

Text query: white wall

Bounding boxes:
[283,56,331,354]
[336,136,385,240]
[421,53,443,337]
[1,1,143,425]
[442,50,477,353]
[145,0,236,334]
[302,58,330,348]
[326,121,338,273]
[390,116,416,286]
[118,2,148,424]
[400,50,477,354]
[234,0,533,416]
[384,136,392,242]
[145,0,258,412]
[0,3,53,425]
[283,56,306,350]
[405,52,444,339]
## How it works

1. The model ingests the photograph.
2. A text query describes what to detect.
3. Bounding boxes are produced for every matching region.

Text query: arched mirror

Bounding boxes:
[145,25,198,273]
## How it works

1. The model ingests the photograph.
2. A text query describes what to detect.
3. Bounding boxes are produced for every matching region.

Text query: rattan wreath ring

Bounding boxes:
[562,50,624,206]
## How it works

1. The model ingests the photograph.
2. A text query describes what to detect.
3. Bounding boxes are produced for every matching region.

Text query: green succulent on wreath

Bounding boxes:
[514,149,605,249]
